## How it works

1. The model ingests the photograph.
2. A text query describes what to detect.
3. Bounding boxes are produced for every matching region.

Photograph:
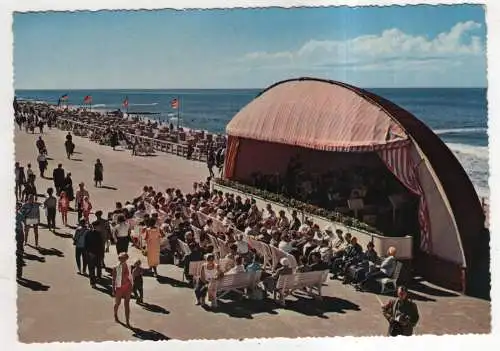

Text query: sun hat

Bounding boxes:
[280,257,290,267]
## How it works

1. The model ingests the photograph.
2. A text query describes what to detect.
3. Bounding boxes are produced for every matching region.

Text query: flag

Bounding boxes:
[61,94,68,100]
[83,95,92,104]
[123,96,129,108]
[170,98,179,109]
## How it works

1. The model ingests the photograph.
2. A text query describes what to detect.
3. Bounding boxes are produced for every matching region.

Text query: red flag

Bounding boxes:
[123,97,129,108]
[61,94,68,100]
[83,95,92,104]
[170,98,179,109]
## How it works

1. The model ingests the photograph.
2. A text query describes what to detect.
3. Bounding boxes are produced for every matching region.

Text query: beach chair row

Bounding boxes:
[187,209,298,272]
[57,117,208,162]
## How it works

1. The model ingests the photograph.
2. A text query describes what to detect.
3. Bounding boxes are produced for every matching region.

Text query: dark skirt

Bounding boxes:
[94,170,103,182]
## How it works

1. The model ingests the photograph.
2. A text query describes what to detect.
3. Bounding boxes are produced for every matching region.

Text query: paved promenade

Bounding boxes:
[15,127,491,343]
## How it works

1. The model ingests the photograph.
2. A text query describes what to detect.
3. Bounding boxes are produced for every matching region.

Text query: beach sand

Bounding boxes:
[15,127,490,342]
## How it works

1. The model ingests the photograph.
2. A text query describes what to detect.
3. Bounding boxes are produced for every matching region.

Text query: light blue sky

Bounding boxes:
[13,5,487,89]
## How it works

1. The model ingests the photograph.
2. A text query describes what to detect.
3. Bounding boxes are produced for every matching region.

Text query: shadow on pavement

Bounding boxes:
[53,231,73,239]
[71,158,84,162]
[116,321,171,341]
[23,252,46,263]
[130,327,171,341]
[17,277,50,291]
[211,294,360,319]
[100,185,118,190]
[37,247,64,257]
[155,274,191,289]
[138,302,170,314]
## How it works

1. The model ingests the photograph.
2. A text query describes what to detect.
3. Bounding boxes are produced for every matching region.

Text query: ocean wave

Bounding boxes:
[445,142,489,198]
[445,142,489,160]
[434,127,487,135]
[93,104,106,108]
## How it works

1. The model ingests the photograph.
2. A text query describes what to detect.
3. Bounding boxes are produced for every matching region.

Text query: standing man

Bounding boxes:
[85,224,104,288]
[52,164,65,196]
[75,182,90,222]
[73,219,89,275]
[15,162,26,201]
[43,188,57,232]
[382,285,420,336]
[91,210,111,269]
[37,152,48,178]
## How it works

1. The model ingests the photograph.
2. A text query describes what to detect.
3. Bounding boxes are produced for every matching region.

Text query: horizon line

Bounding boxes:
[15,86,488,91]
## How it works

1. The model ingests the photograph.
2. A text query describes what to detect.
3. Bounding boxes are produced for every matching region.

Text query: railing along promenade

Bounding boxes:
[57,117,217,162]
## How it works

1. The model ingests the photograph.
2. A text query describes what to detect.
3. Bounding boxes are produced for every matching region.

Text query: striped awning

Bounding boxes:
[227,80,409,152]
[378,146,432,252]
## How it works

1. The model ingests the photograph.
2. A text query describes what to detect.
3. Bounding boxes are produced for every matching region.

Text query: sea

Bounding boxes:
[15,88,489,200]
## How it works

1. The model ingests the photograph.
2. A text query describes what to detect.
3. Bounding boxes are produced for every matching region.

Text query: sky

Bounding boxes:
[13,5,487,89]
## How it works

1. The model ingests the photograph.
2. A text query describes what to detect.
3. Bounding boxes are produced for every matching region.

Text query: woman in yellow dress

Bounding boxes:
[144,217,162,277]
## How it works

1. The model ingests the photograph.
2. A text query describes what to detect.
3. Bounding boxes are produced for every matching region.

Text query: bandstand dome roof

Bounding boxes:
[227,78,412,152]
[226,77,487,295]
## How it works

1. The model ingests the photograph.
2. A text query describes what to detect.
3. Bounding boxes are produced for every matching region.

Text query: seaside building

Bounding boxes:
[221,77,489,298]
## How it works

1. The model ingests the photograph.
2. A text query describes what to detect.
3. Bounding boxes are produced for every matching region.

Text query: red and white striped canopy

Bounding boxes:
[227,79,409,152]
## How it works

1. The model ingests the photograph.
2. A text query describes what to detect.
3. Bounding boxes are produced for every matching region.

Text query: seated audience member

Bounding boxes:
[245,253,262,272]
[357,246,397,291]
[220,243,238,272]
[203,218,214,233]
[346,241,379,283]
[309,252,329,271]
[278,234,294,253]
[330,235,362,279]
[315,239,333,263]
[289,210,301,231]
[301,235,317,258]
[235,234,249,256]
[295,256,311,273]
[277,210,290,230]
[227,255,246,274]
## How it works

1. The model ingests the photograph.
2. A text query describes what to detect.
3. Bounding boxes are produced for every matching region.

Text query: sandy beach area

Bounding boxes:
[15,127,490,342]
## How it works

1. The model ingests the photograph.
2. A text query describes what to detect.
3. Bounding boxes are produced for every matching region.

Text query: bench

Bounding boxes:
[214,271,262,300]
[273,270,329,305]
[377,261,403,294]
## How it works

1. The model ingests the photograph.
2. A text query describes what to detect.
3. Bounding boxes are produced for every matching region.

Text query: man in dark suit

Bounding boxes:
[53,164,65,195]
[382,286,419,336]
[85,225,105,288]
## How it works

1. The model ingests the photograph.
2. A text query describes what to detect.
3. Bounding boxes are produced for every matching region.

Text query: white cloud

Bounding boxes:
[239,21,485,73]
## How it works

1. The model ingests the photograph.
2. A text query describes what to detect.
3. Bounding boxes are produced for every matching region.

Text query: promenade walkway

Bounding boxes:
[15,127,490,342]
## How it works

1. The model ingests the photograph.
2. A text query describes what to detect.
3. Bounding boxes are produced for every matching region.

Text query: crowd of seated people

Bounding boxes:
[104,178,401,307]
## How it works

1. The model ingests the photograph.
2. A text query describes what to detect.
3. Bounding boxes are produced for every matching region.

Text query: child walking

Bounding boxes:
[82,196,92,224]
[131,259,144,304]
[58,191,69,226]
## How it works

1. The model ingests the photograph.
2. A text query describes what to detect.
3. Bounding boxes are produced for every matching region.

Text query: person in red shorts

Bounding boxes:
[112,252,133,326]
